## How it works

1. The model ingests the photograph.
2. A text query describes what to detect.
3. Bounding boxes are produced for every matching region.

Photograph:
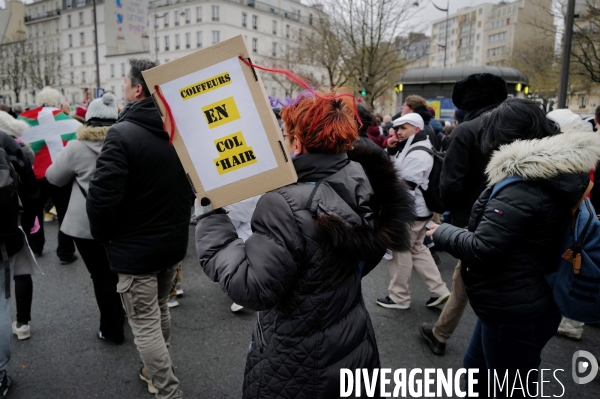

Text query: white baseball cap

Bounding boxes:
[392,112,424,130]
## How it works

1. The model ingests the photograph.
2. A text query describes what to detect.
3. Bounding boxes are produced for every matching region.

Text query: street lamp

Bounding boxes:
[151,1,186,62]
[557,0,588,109]
[92,0,100,93]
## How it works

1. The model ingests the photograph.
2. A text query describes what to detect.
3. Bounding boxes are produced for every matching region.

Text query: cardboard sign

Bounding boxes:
[142,35,297,208]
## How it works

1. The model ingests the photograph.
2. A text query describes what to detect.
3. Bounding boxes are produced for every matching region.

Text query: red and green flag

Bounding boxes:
[18,107,82,179]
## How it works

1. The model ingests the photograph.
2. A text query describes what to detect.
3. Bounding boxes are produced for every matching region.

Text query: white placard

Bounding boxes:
[159,57,278,191]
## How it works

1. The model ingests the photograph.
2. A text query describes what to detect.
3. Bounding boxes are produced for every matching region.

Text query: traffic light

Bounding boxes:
[394,84,403,93]
[359,90,367,96]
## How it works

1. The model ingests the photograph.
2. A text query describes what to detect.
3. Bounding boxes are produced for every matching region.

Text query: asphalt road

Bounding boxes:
[6,221,600,398]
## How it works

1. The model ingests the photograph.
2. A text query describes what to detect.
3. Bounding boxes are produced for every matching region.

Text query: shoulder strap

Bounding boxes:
[488,176,524,202]
[0,241,10,299]
[405,146,434,157]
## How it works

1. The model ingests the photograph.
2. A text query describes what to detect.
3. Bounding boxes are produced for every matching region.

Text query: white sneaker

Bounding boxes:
[12,321,31,340]
[557,317,584,340]
[167,296,179,308]
[231,303,244,312]
[176,283,183,297]
[383,249,393,261]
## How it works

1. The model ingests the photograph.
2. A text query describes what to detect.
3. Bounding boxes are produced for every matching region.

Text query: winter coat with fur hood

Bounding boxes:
[433,132,600,323]
[196,145,416,399]
[46,124,108,239]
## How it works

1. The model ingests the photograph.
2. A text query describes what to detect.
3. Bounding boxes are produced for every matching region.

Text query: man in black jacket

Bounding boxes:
[0,130,38,397]
[419,73,507,356]
[87,59,192,398]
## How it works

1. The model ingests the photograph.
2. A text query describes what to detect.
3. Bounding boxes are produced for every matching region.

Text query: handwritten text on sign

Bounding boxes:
[214,132,257,174]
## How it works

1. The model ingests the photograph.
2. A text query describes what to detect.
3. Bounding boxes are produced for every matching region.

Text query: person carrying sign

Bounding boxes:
[87,59,193,399]
[196,89,415,399]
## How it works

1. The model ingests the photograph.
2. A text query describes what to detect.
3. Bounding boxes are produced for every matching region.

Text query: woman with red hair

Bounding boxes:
[196,89,415,398]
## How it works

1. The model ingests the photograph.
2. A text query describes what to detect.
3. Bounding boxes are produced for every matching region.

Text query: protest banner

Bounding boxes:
[142,35,297,208]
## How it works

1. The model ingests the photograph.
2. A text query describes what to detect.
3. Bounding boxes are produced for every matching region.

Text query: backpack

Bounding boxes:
[489,176,600,323]
[404,145,446,214]
[0,145,18,299]
[0,146,19,235]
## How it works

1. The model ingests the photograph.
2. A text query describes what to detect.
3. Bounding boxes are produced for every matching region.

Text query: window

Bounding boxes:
[164,13,169,28]
[242,12,247,27]
[81,52,86,64]
[175,34,180,49]
[155,17,159,29]
[121,63,125,77]
[69,54,73,66]
[68,34,72,47]
[487,46,505,57]
[272,20,277,35]
[196,31,202,48]
[488,31,507,44]
[79,11,84,25]
[252,38,257,53]
[196,6,202,22]
[252,15,258,30]
[80,32,85,46]
[272,42,277,57]
[478,8,482,15]
[155,36,160,52]
[212,30,220,44]
[70,72,74,85]
[185,9,190,24]
[185,33,190,48]
[67,0,72,8]
[580,96,586,108]
[110,64,115,77]
[175,11,180,26]
[67,15,71,27]
[82,71,86,83]
[212,6,219,21]
[477,33,480,40]
[165,36,170,51]
[286,24,290,39]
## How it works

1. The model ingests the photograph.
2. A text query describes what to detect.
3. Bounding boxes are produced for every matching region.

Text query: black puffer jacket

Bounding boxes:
[87,98,193,274]
[440,105,496,227]
[434,133,600,323]
[196,146,415,399]
[0,131,38,256]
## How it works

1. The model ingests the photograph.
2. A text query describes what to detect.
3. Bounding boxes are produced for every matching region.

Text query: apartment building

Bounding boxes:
[396,32,430,69]
[146,0,318,104]
[429,0,553,69]
[0,1,27,105]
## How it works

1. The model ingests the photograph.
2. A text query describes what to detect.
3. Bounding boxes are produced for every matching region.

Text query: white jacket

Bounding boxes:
[393,135,434,218]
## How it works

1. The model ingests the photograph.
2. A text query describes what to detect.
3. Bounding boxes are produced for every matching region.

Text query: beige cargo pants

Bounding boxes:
[117,263,181,399]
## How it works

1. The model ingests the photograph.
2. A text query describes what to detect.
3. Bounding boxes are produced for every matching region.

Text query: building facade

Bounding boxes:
[0,0,322,108]
[428,0,553,69]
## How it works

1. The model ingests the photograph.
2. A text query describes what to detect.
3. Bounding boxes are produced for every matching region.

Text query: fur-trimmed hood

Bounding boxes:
[487,132,600,185]
[76,124,108,155]
[487,132,600,206]
[296,144,416,261]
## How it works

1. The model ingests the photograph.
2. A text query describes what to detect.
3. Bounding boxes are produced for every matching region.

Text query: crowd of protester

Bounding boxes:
[0,58,599,399]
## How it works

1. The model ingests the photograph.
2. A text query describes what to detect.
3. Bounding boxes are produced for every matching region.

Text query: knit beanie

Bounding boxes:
[0,110,30,137]
[86,93,118,122]
[547,109,592,134]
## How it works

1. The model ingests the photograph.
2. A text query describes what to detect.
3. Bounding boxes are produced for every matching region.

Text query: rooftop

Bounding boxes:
[399,66,528,85]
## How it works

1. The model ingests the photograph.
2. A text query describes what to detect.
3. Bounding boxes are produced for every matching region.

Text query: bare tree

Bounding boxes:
[530,0,600,84]
[508,39,560,110]
[270,28,316,98]
[28,42,64,89]
[570,3,600,83]
[302,13,350,88]
[0,38,32,103]
[308,0,418,107]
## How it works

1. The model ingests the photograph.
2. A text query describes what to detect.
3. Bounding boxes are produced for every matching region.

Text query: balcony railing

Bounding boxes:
[24,9,61,23]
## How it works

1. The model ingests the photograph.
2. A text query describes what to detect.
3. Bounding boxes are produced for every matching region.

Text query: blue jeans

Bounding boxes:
[464,311,561,398]
[0,255,14,379]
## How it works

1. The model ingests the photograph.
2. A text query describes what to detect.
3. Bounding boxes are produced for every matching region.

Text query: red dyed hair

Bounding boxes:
[280,88,358,154]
